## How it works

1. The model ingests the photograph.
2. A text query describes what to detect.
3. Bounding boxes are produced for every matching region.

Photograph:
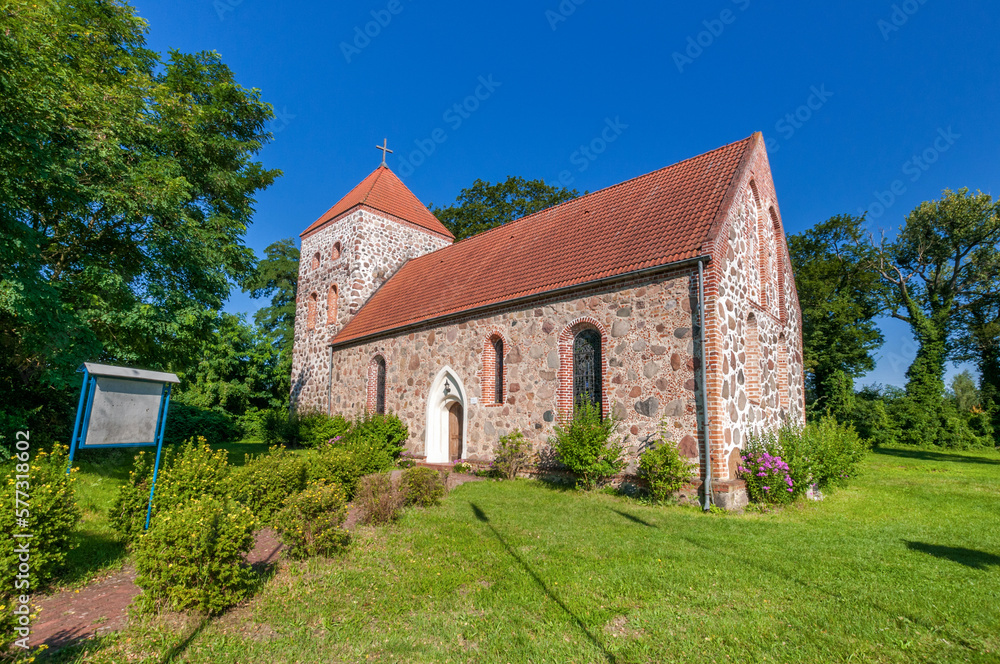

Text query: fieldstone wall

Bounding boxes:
[317,268,704,470]
[291,207,452,409]
[703,147,806,481]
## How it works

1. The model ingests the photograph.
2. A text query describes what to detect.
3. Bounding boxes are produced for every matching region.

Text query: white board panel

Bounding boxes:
[83,377,163,447]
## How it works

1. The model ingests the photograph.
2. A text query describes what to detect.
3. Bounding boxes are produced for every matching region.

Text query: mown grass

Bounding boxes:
[46,444,999,663]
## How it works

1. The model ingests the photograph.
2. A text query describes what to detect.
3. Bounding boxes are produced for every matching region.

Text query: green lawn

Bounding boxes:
[51,445,1000,663]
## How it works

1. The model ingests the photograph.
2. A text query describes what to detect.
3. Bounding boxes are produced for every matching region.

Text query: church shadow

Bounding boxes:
[469,503,618,664]
[873,446,1000,466]
[904,541,1000,570]
[609,508,657,528]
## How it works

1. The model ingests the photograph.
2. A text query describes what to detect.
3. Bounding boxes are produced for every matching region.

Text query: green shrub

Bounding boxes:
[794,417,869,489]
[492,429,533,480]
[347,438,397,477]
[401,467,446,507]
[0,443,81,592]
[228,446,307,523]
[109,437,230,544]
[305,444,363,499]
[262,409,352,448]
[355,473,405,525]
[638,424,696,502]
[164,403,238,445]
[551,400,626,489]
[351,411,408,458]
[134,497,258,615]
[274,482,350,559]
[108,449,156,544]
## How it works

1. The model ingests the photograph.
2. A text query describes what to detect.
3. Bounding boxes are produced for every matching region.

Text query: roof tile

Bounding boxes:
[333,135,756,345]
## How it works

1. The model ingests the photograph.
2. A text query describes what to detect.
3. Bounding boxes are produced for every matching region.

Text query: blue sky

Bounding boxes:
[131,0,998,389]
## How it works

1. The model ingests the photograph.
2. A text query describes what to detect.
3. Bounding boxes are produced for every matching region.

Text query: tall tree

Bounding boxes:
[432,176,579,241]
[246,238,299,404]
[872,189,1000,438]
[0,1,280,433]
[788,214,885,406]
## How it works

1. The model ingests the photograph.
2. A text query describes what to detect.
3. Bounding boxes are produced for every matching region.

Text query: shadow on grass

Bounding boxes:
[609,508,657,528]
[61,531,128,587]
[904,541,1000,570]
[470,503,618,664]
[873,446,1000,466]
[158,616,210,664]
[680,535,982,652]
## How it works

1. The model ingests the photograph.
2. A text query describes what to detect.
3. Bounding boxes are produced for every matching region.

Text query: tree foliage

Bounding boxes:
[788,214,886,405]
[872,189,1000,432]
[246,237,299,403]
[431,176,579,241]
[0,1,280,434]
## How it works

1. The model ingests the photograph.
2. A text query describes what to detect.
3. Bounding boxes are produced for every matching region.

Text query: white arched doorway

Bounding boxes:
[425,367,468,463]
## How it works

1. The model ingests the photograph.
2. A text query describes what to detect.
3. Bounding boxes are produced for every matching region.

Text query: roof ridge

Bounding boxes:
[449,135,755,247]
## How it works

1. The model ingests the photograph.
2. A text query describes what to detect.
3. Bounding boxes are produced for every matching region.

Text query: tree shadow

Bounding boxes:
[60,531,129,587]
[158,616,210,664]
[469,503,618,664]
[873,446,1000,466]
[904,541,1000,570]
[609,508,657,528]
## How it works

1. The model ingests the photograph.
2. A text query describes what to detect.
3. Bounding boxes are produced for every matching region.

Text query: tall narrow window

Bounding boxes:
[746,315,761,404]
[307,293,318,330]
[493,337,504,404]
[327,284,338,327]
[573,328,603,415]
[331,242,342,260]
[311,252,321,269]
[374,356,386,415]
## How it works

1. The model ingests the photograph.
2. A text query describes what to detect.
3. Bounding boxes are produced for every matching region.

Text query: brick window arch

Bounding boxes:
[481,332,507,405]
[332,242,341,261]
[367,355,387,414]
[327,284,338,327]
[306,292,318,330]
[557,318,608,418]
[745,314,761,405]
[311,252,321,269]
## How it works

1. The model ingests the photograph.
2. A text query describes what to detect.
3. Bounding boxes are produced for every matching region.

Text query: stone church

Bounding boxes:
[290,133,805,504]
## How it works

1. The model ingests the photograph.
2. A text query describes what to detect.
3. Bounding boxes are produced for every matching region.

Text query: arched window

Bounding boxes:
[745,314,761,404]
[327,284,338,327]
[332,242,341,261]
[573,328,603,415]
[367,356,387,414]
[306,292,318,330]
[492,337,504,404]
[311,252,321,269]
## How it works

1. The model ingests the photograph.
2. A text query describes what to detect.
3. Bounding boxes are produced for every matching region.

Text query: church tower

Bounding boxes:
[290,163,454,410]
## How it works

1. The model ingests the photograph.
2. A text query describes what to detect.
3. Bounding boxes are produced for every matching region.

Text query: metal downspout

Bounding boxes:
[699,259,713,511]
[327,345,334,415]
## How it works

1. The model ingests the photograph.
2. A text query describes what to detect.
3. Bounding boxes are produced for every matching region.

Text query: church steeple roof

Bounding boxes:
[301,165,454,240]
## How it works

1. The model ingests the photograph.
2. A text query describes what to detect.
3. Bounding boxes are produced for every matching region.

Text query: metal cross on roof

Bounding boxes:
[376,138,393,166]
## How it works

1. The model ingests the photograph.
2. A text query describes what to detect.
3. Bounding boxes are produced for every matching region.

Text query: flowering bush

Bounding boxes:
[452,459,473,474]
[273,482,350,559]
[228,446,307,523]
[401,467,446,507]
[739,450,795,505]
[134,497,258,615]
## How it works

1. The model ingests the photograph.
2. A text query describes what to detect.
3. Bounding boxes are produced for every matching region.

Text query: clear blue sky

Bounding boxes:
[131,0,999,389]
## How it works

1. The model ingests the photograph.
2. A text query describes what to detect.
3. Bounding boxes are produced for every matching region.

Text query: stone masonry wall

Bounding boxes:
[291,207,452,409]
[317,268,704,470]
[703,145,806,481]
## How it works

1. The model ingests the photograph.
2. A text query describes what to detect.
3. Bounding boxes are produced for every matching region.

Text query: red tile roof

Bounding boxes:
[302,165,454,240]
[333,135,757,346]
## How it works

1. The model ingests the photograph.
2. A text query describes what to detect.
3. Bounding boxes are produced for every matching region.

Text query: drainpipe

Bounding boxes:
[327,345,334,416]
[698,259,713,511]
